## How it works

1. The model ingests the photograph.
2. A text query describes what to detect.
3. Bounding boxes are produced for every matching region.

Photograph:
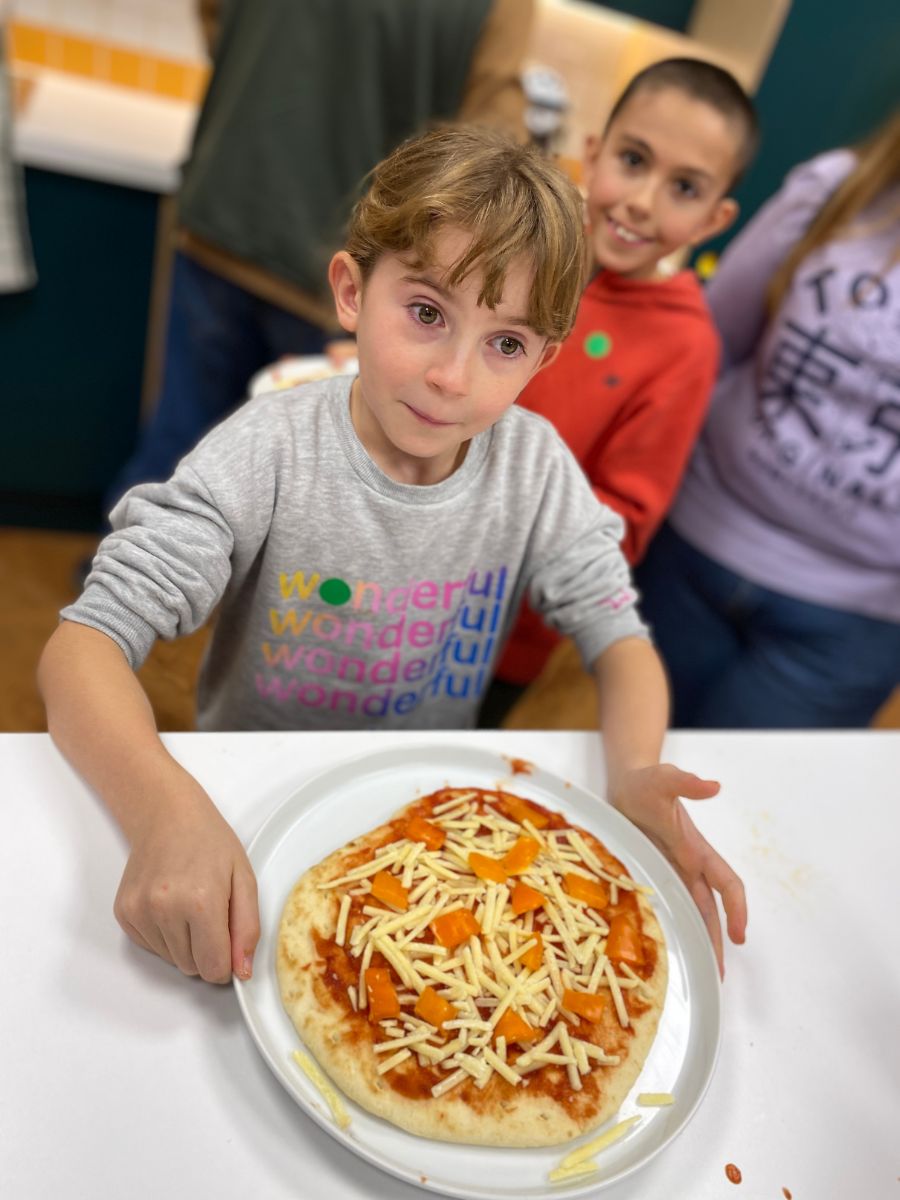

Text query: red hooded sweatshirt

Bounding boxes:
[497,268,720,686]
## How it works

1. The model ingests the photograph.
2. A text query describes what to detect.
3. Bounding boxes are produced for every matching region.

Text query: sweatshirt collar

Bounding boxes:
[330,375,492,505]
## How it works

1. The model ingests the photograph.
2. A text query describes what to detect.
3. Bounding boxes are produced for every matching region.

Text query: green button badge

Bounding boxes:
[584,331,612,359]
[319,578,352,606]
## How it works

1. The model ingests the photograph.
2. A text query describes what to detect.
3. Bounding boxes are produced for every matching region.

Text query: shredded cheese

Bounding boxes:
[335,893,351,947]
[376,1048,412,1075]
[604,960,630,1029]
[431,1067,467,1098]
[556,1114,641,1169]
[291,1050,351,1130]
[316,786,656,1102]
[548,1159,599,1183]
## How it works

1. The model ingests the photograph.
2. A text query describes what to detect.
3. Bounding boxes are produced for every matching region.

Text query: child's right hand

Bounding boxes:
[112,788,260,984]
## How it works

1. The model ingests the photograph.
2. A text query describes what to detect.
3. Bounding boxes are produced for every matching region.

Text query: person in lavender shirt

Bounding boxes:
[635,110,900,727]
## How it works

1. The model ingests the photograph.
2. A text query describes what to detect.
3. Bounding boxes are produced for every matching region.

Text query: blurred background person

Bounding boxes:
[105,0,533,509]
[635,109,900,728]
[479,58,758,728]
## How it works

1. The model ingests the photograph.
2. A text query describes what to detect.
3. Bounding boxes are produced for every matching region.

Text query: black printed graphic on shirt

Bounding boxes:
[749,266,900,520]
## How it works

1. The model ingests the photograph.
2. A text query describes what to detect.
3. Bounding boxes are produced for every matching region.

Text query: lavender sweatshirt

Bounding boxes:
[670,150,900,622]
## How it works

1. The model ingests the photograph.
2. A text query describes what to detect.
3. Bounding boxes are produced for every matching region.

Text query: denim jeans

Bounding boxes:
[634,523,900,728]
[107,252,328,509]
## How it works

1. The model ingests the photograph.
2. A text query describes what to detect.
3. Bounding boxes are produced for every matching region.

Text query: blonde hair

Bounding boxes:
[768,109,900,314]
[345,125,587,342]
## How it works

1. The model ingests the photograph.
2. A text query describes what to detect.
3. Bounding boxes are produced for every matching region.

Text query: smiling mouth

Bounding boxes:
[606,216,651,246]
[404,403,456,428]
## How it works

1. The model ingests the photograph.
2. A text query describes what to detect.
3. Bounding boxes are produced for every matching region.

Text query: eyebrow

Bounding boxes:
[618,135,714,184]
[400,273,533,328]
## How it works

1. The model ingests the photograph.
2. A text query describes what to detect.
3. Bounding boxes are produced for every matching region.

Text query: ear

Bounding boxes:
[328,251,364,334]
[582,133,603,182]
[691,197,739,247]
[534,341,562,375]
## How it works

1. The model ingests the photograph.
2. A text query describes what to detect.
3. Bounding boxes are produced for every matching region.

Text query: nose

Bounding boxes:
[424,341,472,398]
[625,175,655,221]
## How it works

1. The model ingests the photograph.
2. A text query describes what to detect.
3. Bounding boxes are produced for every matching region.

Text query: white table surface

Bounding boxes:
[3,730,898,1199]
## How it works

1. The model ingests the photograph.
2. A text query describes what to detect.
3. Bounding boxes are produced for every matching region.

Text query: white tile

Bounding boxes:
[106,7,147,47]
[12,0,53,25]
[142,11,199,59]
[166,27,205,61]
[12,0,204,59]
[37,0,106,39]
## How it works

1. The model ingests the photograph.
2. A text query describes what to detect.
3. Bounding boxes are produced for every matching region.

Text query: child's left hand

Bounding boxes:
[607,764,746,979]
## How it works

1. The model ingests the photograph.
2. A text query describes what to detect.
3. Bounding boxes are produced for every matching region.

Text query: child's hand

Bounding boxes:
[607,765,746,979]
[112,789,260,984]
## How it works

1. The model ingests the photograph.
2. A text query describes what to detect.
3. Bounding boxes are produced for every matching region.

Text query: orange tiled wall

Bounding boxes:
[8,20,209,104]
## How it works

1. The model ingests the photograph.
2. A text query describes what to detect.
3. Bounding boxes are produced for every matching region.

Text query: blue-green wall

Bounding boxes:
[723,0,900,247]
[587,0,693,32]
[0,168,157,529]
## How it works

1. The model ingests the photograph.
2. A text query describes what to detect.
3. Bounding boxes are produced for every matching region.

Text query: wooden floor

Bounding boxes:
[1,528,210,732]
[3,527,898,733]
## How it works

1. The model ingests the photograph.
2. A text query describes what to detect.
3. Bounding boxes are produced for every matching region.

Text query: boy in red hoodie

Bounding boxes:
[484,58,759,721]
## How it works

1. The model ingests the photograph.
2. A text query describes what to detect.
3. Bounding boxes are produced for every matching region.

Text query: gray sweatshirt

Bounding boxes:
[64,378,646,730]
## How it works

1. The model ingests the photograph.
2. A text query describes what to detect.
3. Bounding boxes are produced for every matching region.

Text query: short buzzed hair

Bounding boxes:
[345,126,587,342]
[606,57,760,188]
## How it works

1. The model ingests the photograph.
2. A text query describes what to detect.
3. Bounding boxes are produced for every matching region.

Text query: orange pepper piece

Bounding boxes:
[365,967,400,1022]
[562,988,606,1023]
[414,985,457,1029]
[563,872,610,911]
[606,913,644,965]
[511,880,545,915]
[501,794,550,829]
[520,930,543,971]
[406,814,446,851]
[370,869,409,911]
[430,907,481,949]
[468,851,508,885]
[501,835,541,875]
[494,1009,538,1044]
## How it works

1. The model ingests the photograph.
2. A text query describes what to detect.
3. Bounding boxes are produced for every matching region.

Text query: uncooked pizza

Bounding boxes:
[276,786,667,1147]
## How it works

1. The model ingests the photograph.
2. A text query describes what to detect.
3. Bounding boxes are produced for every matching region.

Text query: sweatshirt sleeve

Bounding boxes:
[519,427,649,670]
[60,469,237,670]
[60,394,280,670]
[582,328,719,565]
[707,149,857,368]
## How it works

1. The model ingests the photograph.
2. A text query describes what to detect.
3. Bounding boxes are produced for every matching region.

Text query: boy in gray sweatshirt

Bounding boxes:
[39,127,745,987]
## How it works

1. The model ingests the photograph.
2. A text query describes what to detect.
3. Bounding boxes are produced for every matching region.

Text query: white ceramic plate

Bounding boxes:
[248,354,358,398]
[235,743,720,1198]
